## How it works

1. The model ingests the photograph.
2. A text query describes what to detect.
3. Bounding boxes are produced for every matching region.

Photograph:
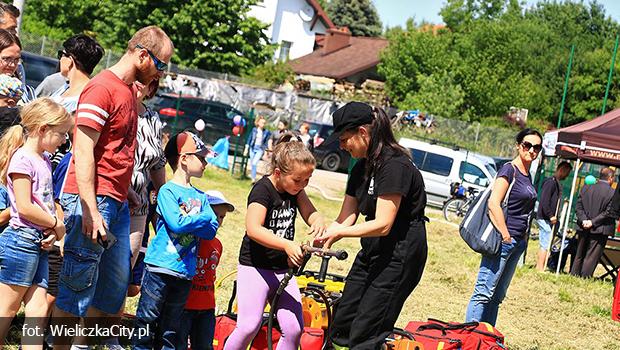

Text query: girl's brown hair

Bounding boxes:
[270,132,316,174]
[0,98,71,184]
[0,28,20,51]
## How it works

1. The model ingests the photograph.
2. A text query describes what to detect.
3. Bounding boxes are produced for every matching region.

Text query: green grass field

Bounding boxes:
[127,166,619,349]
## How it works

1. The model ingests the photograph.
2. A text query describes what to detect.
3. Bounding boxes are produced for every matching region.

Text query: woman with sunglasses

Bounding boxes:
[465,128,542,326]
[51,34,104,115]
[0,29,35,105]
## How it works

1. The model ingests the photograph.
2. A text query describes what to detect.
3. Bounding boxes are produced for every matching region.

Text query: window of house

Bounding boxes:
[279,41,292,61]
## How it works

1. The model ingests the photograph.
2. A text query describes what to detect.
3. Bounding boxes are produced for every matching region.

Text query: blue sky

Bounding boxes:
[374,0,620,28]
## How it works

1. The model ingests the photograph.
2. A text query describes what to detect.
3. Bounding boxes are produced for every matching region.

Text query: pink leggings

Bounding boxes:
[223,265,304,350]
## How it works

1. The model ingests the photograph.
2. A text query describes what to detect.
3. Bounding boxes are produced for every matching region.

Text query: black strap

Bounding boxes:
[227,280,237,315]
[418,319,503,340]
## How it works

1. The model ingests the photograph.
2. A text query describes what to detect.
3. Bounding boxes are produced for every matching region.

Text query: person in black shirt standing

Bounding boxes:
[314,102,428,350]
[570,167,616,278]
[535,161,572,271]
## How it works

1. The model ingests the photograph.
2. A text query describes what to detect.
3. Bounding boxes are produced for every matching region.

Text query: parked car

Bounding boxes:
[298,121,351,173]
[493,156,512,170]
[147,93,244,146]
[22,51,59,89]
[398,138,497,207]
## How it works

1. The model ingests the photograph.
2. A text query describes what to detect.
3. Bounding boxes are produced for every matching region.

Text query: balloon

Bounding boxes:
[232,125,243,136]
[241,118,247,128]
[233,115,243,126]
[584,175,597,185]
[194,119,205,132]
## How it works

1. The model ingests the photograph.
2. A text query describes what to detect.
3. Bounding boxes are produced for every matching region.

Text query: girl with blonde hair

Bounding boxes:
[0,98,72,348]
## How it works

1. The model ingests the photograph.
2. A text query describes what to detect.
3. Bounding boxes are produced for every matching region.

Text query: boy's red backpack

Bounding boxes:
[404,319,506,350]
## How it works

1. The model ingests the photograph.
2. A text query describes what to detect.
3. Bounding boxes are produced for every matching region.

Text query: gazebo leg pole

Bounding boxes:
[557,158,581,275]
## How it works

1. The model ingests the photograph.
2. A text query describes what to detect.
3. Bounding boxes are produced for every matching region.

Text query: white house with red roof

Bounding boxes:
[249,0,334,61]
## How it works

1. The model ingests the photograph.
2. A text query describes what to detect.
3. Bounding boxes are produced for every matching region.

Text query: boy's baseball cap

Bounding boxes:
[165,131,211,161]
[205,190,235,212]
[177,131,210,156]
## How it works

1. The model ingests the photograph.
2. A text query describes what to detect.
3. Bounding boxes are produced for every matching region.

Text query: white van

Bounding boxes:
[398,138,497,207]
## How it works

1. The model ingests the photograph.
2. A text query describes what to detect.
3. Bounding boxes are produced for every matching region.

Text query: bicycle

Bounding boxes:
[442,183,479,224]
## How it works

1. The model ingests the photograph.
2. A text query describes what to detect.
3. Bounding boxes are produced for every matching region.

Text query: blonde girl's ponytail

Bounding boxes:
[0,97,71,185]
[0,124,25,185]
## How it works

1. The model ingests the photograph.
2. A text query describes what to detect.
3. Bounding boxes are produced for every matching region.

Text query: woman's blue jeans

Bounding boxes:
[249,145,264,181]
[465,237,527,326]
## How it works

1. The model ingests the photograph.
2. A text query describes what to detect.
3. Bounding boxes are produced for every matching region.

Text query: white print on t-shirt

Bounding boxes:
[368,177,375,196]
[194,250,219,281]
[269,204,295,240]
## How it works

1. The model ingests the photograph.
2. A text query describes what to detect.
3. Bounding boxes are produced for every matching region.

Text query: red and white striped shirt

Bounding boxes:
[63,70,138,202]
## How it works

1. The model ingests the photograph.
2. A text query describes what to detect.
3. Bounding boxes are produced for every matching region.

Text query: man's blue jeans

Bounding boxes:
[466,237,527,326]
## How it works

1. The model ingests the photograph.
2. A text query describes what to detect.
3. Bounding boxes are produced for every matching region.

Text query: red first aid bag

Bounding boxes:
[213,314,237,350]
[212,314,282,350]
[404,319,505,350]
[300,327,324,350]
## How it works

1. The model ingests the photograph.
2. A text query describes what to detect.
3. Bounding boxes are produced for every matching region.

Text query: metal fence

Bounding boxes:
[19,31,269,86]
[394,114,517,158]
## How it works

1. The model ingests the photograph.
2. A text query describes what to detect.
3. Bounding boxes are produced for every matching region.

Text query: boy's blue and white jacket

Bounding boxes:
[144,181,219,279]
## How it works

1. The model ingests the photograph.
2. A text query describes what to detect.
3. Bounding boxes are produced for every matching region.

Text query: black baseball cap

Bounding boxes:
[325,102,373,145]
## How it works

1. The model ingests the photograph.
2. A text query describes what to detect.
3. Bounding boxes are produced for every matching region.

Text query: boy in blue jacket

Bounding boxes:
[134,131,220,350]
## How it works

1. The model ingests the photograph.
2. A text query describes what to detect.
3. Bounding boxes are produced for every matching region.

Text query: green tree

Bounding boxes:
[380,0,620,127]
[402,71,466,120]
[248,61,295,86]
[22,0,274,75]
[327,0,382,37]
[379,27,458,107]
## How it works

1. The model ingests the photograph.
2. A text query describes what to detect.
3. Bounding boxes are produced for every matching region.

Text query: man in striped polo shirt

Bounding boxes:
[53,26,174,349]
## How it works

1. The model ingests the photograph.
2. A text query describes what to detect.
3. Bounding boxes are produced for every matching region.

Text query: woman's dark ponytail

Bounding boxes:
[365,106,409,178]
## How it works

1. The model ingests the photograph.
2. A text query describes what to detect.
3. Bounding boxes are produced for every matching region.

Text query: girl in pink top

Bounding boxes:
[0,98,72,348]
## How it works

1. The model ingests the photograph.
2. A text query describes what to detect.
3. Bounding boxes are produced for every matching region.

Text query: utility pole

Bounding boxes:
[12,0,24,35]
[601,34,619,116]
[557,44,575,129]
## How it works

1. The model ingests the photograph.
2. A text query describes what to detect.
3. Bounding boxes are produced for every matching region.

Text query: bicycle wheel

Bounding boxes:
[442,198,469,224]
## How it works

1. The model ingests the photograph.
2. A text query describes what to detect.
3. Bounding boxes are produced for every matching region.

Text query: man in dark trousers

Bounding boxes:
[536,161,572,271]
[571,167,616,278]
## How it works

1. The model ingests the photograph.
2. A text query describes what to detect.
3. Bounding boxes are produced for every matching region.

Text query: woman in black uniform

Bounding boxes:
[315,102,428,350]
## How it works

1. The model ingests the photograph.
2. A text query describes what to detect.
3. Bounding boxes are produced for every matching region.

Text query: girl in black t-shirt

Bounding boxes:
[224,134,326,350]
[315,102,428,349]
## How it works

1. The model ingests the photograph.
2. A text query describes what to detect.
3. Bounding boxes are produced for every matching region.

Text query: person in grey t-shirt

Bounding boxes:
[35,72,66,97]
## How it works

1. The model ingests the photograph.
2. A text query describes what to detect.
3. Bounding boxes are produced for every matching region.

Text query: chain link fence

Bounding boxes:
[394,114,517,158]
[20,31,269,86]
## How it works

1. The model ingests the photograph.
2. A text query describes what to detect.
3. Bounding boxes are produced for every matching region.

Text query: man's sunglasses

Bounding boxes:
[136,44,167,72]
[521,141,542,153]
